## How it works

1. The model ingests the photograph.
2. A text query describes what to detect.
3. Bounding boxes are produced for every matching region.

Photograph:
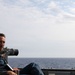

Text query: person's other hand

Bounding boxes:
[13,68,20,74]
[13,67,19,71]
[7,71,17,75]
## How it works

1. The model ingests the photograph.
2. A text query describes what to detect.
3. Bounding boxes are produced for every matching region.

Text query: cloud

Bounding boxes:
[0,0,75,35]
[0,0,75,36]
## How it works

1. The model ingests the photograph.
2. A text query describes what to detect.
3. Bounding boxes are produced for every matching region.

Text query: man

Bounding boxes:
[0,33,44,75]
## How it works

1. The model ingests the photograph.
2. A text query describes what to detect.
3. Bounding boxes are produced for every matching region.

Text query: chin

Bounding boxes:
[0,48,3,50]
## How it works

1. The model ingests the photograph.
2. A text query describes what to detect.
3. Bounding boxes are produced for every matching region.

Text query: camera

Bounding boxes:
[0,47,19,56]
[0,47,19,63]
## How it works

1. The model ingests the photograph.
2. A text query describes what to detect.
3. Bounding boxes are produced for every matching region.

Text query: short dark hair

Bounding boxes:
[0,33,6,37]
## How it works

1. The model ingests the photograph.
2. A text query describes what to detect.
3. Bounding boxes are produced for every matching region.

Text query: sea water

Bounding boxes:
[8,58,75,69]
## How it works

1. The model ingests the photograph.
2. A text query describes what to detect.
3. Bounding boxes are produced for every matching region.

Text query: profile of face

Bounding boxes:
[0,36,5,50]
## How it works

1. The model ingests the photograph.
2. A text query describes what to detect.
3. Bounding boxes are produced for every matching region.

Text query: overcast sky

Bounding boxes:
[0,0,75,58]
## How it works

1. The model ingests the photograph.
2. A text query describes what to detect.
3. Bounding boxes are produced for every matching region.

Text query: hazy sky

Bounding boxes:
[0,0,75,58]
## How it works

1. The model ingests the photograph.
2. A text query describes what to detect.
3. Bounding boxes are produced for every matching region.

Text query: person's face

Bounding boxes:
[0,36,5,51]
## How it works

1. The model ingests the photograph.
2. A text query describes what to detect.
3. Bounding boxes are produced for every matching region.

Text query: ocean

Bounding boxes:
[8,58,75,69]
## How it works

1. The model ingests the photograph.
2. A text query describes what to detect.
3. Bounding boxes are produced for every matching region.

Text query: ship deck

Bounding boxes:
[42,68,75,75]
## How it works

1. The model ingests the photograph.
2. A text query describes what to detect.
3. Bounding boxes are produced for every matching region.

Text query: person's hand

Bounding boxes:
[13,68,20,74]
[7,71,17,75]
[13,67,19,71]
[1,53,6,58]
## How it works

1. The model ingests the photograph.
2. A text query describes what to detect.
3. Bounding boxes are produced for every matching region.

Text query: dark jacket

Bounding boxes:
[0,55,7,75]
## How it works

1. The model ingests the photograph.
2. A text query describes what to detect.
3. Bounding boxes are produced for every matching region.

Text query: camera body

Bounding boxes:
[3,47,19,56]
[0,47,19,56]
